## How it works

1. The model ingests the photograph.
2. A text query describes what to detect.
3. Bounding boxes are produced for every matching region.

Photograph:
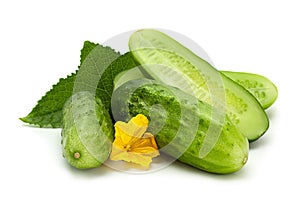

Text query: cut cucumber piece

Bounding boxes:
[129,29,269,141]
[221,71,278,109]
[114,67,278,110]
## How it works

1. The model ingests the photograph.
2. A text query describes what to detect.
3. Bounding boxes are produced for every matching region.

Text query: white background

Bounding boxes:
[1,0,299,199]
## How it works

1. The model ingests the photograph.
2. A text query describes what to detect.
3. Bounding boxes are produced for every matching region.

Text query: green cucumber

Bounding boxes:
[114,66,146,89]
[129,29,269,141]
[114,67,278,110]
[112,79,249,174]
[221,71,278,109]
[61,91,114,169]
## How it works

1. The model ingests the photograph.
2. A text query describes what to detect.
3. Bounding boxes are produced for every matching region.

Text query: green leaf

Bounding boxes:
[20,73,77,128]
[96,52,139,109]
[73,51,139,110]
[20,41,138,128]
[80,41,100,65]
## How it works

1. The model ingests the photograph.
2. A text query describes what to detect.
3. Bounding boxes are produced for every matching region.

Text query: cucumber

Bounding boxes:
[114,67,278,110]
[221,71,278,109]
[112,79,249,174]
[129,29,269,141]
[61,91,114,169]
[114,66,146,89]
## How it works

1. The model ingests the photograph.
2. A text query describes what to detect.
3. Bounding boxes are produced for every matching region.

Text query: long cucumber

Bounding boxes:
[128,29,269,141]
[112,78,249,174]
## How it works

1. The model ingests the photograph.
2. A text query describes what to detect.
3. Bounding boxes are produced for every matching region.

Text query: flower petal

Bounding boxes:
[130,114,149,126]
[114,122,133,145]
[128,153,153,168]
[110,114,160,169]
[128,114,149,138]
[110,145,125,160]
[116,120,147,139]
[110,148,153,168]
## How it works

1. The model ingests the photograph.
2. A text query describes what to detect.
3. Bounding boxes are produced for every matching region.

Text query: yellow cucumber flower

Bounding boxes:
[110,114,160,169]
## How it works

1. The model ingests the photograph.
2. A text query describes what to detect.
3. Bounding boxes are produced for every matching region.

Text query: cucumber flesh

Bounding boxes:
[114,67,278,110]
[129,29,269,141]
[221,71,278,109]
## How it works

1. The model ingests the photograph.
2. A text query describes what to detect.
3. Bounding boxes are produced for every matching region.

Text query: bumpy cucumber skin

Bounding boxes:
[113,79,249,174]
[221,71,278,109]
[129,29,269,142]
[61,91,114,169]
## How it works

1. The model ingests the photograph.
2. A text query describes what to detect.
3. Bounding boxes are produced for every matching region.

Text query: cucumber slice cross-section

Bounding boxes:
[129,29,269,141]
[221,71,278,109]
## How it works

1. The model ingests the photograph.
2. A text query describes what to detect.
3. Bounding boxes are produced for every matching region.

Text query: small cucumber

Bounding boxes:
[112,79,249,174]
[61,91,114,169]
[129,29,269,141]
[221,71,278,109]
